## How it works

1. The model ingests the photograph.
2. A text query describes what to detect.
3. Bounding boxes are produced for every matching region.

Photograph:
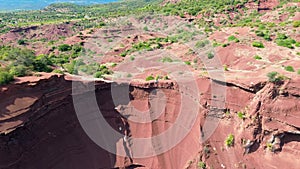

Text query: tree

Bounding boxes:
[58,44,72,52]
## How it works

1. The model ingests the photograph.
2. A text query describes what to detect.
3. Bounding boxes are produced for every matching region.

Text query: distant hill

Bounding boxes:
[0,0,118,11]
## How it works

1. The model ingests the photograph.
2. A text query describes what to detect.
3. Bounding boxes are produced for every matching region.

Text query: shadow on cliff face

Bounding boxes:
[0,78,134,169]
[282,133,300,146]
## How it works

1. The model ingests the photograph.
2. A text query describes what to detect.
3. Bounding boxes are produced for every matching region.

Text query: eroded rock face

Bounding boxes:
[0,75,300,169]
[0,75,202,169]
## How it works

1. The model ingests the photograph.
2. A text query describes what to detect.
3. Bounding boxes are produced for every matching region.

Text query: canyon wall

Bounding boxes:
[0,75,299,169]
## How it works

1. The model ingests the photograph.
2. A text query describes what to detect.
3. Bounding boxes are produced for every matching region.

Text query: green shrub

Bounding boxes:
[94,71,104,78]
[94,65,113,78]
[52,69,64,74]
[58,44,72,52]
[224,65,229,71]
[254,55,262,60]
[255,30,271,41]
[63,60,78,74]
[267,71,286,83]
[225,134,234,147]
[212,41,222,47]
[33,55,53,72]
[130,56,135,61]
[252,41,264,48]
[267,71,279,82]
[127,73,132,78]
[207,52,214,59]
[71,44,84,58]
[146,75,155,81]
[285,66,295,72]
[184,61,191,65]
[237,111,246,119]
[195,40,210,48]
[161,57,173,63]
[275,33,296,49]
[143,26,149,31]
[197,161,206,169]
[9,65,27,77]
[111,63,117,67]
[120,51,128,57]
[222,43,229,47]
[17,39,26,45]
[266,142,273,151]
[0,70,14,85]
[228,35,239,42]
[276,39,296,49]
[277,33,288,40]
[298,69,300,75]
[293,20,300,27]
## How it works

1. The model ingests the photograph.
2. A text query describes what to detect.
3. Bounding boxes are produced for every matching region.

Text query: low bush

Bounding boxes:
[184,61,191,65]
[63,61,78,75]
[58,44,72,52]
[17,39,26,45]
[285,65,295,72]
[146,75,155,81]
[197,161,206,169]
[293,20,300,27]
[195,40,210,48]
[237,111,246,120]
[267,71,286,83]
[252,41,264,48]
[120,50,128,57]
[255,30,271,41]
[161,57,173,63]
[9,65,27,77]
[225,134,234,147]
[0,70,14,85]
[52,69,64,74]
[223,65,229,71]
[254,55,262,60]
[275,33,296,49]
[228,35,239,42]
[207,52,214,59]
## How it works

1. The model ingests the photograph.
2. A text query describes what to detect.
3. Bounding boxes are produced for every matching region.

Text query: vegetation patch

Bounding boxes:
[228,35,239,43]
[267,71,287,83]
[255,30,271,41]
[207,52,214,59]
[254,55,262,60]
[197,161,206,169]
[223,65,229,71]
[252,41,264,48]
[293,20,300,28]
[160,57,173,63]
[225,134,234,147]
[0,70,14,85]
[275,33,296,49]
[195,40,210,48]
[284,65,295,72]
[237,111,246,120]
[184,61,191,65]
[58,44,72,52]
[146,75,155,81]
